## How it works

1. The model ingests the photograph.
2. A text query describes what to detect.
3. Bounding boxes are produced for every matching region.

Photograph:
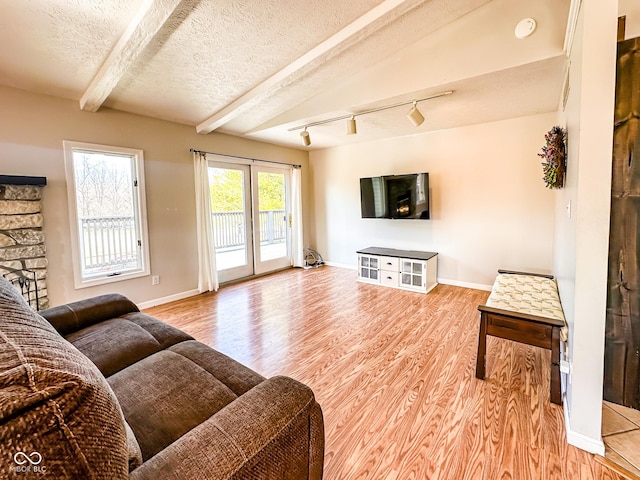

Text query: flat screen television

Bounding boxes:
[360,173,430,219]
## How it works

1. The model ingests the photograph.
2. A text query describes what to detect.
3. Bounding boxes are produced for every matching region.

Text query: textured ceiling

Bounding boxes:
[0,0,145,98]
[106,0,386,123]
[0,0,571,150]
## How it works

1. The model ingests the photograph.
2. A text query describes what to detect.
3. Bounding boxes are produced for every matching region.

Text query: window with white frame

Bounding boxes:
[63,141,150,287]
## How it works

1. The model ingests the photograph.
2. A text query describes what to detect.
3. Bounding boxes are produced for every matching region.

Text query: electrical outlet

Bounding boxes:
[152,275,160,286]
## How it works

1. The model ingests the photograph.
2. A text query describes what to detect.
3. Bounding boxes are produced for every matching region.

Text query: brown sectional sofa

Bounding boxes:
[0,276,324,479]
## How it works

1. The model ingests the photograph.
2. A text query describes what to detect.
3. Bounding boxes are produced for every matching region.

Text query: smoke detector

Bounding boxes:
[515,18,537,39]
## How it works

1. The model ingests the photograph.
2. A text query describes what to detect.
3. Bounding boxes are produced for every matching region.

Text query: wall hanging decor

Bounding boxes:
[538,126,567,189]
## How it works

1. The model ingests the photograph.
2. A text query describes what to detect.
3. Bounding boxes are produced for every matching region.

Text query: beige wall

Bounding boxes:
[553,0,617,453]
[0,85,308,306]
[620,0,640,40]
[308,112,558,289]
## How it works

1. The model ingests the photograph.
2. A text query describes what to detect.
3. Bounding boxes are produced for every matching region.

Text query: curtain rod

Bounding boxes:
[190,148,301,168]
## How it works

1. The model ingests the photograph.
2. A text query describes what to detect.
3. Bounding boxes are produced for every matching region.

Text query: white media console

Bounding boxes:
[356,247,438,294]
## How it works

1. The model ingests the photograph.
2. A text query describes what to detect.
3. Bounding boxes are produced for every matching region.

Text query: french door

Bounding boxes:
[253,166,291,275]
[208,160,291,283]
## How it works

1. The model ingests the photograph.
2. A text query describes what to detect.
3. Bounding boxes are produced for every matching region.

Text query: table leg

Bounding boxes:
[476,313,488,379]
[551,327,561,405]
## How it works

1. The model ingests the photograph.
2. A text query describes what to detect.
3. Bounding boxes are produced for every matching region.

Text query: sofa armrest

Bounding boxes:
[40,293,139,336]
[129,375,325,480]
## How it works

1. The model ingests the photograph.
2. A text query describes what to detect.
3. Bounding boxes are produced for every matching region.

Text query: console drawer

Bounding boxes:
[380,270,399,286]
[380,256,399,271]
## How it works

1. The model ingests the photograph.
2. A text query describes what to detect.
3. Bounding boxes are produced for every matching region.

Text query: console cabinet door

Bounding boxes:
[358,255,380,283]
[399,259,426,291]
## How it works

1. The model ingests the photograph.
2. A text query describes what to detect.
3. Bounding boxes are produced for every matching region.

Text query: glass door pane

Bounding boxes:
[253,167,291,274]
[208,163,253,282]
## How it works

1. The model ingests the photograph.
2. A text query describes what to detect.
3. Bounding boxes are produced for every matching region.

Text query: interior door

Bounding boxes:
[252,166,291,275]
[605,37,640,409]
[208,162,254,283]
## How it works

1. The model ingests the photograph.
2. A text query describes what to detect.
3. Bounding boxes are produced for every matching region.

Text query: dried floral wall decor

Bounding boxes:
[538,126,567,189]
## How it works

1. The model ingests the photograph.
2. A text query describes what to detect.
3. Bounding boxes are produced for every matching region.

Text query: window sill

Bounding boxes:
[73,269,149,289]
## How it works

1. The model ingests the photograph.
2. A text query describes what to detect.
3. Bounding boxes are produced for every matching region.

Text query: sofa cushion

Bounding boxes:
[108,349,239,460]
[66,319,162,377]
[123,311,194,348]
[168,340,265,396]
[64,313,193,377]
[127,376,321,480]
[40,293,140,335]
[0,277,129,479]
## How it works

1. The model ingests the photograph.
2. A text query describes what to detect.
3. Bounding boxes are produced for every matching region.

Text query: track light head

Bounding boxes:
[300,128,311,146]
[346,116,357,135]
[407,101,425,127]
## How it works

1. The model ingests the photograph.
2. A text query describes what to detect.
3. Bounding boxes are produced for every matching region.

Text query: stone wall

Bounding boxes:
[0,184,48,309]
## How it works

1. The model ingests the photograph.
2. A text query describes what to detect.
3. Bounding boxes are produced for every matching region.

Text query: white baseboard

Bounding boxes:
[137,288,200,310]
[437,278,493,291]
[563,400,605,455]
[322,265,493,291]
[324,261,357,270]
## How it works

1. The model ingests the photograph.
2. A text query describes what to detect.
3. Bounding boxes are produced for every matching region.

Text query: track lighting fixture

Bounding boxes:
[346,116,357,135]
[300,127,311,146]
[406,101,425,127]
[289,90,453,143]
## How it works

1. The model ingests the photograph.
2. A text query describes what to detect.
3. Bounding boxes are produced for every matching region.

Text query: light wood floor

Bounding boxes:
[145,266,623,480]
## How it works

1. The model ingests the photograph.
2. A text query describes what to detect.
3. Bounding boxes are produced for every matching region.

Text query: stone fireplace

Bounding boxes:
[0,175,48,310]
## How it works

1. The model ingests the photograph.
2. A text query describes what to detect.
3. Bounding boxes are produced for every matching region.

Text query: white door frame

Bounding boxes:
[252,165,292,275]
[208,161,254,283]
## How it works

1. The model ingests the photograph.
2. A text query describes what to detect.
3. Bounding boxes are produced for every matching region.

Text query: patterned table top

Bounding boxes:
[487,273,567,340]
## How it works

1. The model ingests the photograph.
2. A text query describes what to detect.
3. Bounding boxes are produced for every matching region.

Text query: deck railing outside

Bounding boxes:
[80,216,138,273]
[213,210,286,249]
[80,210,286,270]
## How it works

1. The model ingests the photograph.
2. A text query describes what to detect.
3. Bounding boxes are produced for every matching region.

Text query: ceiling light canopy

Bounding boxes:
[289,90,452,145]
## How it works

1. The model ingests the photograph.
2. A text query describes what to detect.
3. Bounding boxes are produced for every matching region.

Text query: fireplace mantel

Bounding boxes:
[0,175,47,186]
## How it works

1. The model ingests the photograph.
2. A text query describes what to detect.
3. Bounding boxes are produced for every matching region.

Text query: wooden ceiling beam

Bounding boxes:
[80,0,183,112]
[196,0,425,135]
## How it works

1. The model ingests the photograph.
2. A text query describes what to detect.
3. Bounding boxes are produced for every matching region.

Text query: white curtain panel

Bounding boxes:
[291,167,304,268]
[193,152,219,292]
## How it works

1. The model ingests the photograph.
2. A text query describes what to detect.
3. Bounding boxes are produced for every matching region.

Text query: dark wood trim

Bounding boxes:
[551,327,561,405]
[497,269,554,279]
[357,247,438,261]
[618,16,626,43]
[475,311,488,379]
[477,305,566,327]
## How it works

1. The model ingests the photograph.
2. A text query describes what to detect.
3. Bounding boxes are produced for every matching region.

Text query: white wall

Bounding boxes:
[309,113,558,289]
[0,86,309,306]
[553,0,617,453]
